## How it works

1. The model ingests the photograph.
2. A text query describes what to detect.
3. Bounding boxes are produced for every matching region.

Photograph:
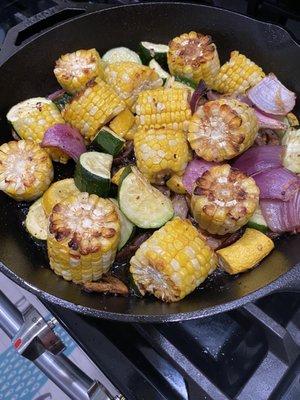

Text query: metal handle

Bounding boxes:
[0,0,116,64]
[271,263,300,294]
[0,289,114,400]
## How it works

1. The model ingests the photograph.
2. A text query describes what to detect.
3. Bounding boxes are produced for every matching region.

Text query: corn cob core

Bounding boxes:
[212,51,265,94]
[54,49,104,94]
[134,127,189,184]
[217,228,274,274]
[48,193,120,283]
[134,87,191,131]
[6,97,68,163]
[62,78,126,143]
[188,99,258,162]
[130,218,217,302]
[167,31,220,86]
[191,164,259,235]
[105,62,163,109]
[0,140,53,201]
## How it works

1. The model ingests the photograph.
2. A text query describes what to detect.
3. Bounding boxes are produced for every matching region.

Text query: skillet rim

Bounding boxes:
[0,1,299,322]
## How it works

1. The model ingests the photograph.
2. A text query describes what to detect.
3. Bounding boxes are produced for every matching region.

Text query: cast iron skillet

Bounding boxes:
[0,1,299,323]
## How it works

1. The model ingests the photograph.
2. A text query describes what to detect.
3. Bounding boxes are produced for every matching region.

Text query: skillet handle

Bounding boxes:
[270,263,300,294]
[0,0,118,64]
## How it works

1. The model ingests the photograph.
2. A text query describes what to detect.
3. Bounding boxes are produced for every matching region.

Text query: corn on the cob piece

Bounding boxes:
[166,174,187,194]
[134,87,191,131]
[0,140,53,201]
[54,49,105,94]
[212,51,265,94]
[134,127,189,184]
[109,108,135,137]
[6,97,68,163]
[105,62,163,109]
[48,193,120,283]
[130,217,217,302]
[167,31,220,87]
[62,78,125,143]
[217,228,274,274]
[188,99,258,162]
[191,164,259,235]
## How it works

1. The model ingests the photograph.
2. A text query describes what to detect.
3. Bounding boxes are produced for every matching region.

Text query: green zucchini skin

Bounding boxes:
[139,42,169,69]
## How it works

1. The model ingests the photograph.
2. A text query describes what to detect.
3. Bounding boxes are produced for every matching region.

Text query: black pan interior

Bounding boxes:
[0,3,299,321]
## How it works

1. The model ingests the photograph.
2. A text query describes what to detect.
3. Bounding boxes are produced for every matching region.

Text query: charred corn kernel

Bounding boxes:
[217,228,274,274]
[188,99,258,162]
[212,51,265,94]
[282,128,300,173]
[166,174,186,194]
[134,87,191,131]
[286,112,299,127]
[42,178,80,216]
[48,193,120,284]
[191,164,259,235]
[0,140,53,201]
[130,217,217,302]
[134,127,189,184]
[111,166,127,186]
[105,62,163,109]
[54,49,104,94]
[6,97,67,163]
[62,78,125,142]
[109,108,135,137]
[167,31,220,86]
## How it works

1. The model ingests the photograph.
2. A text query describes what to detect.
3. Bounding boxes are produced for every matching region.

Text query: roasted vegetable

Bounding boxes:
[92,127,125,156]
[167,31,220,86]
[82,275,128,295]
[217,228,274,274]
[104,61,163,108]
[282,128,300,174]
[62,78,126,143]
[188,99,258,162]
[42,178,80,216]
[25,198,48,240]
[6,97,67,163]
[48,193,120,283]
[54,49,104,94]
[191,164,259,235]
[134,87,191,131]
[102,47,141,64]
[134,127,189,184]
[0,140,53,201]
[166,174,186,194]
[109,108,135,138]
[212,51,265,94]
[139,41,169,67]
[130,217,217,302]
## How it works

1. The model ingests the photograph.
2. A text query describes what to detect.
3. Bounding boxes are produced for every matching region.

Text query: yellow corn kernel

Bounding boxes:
[6,97,68,163]
[62,78,125,142]
[0,140,53,201]
[105,61,163,109]
[166,174,186,194]
[212,51,265,94]
[130,217,217,302]
[134,87,191,131]
[134,128,189,184]
[109,108,135,137]
[47,193,120,284]
[188,99,258,162]
[191,164,259,235]
[286,112,299,127]
[54,49,105,93]
[217,228,274,274]
[167,31,220,86]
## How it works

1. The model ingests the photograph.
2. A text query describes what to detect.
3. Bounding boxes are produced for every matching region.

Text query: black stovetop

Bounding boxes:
[1,0,300,399]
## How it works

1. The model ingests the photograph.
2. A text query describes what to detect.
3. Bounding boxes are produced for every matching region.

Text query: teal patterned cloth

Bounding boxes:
[0,315,76,400]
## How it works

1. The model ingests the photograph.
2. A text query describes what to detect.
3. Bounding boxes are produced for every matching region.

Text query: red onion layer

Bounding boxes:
[189,80,208,113]
[183,158,216,194]
[254,107,288,130]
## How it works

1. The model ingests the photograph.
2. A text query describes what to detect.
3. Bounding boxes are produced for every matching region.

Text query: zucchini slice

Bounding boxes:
[52,93,73,111]
[139,41,169,67]
[25,198,48,240]
[118,167,174,228]
[149,59,170,80]
[102,47,142,64]
[92,127,125,156]
[74,152,113,197]
[247,206,268,233]
[110,198,135,250]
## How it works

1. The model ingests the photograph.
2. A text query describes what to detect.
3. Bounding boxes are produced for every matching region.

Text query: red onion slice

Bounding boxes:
[41,123,86,161]
[254,107,288,130]
[183,158,216,194]
[232,145,283,176]
[189,80,208,113]
[47,89,66,101]
[248,74,296,115]
[253,167,299,201]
